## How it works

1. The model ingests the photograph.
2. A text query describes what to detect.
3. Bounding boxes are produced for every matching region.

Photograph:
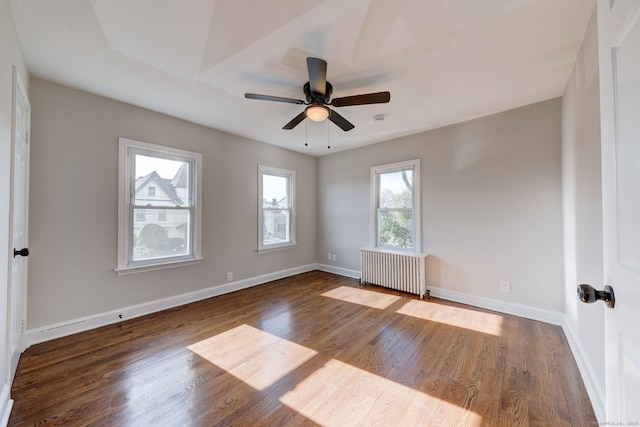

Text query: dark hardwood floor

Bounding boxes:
[9,271,596,426]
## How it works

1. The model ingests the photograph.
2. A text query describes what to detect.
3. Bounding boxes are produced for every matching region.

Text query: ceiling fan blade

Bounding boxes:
[282,111,307,130]
[307,57,327,95]
[331,91,390,107]
[328,109,355,131]
[245,93,305,105]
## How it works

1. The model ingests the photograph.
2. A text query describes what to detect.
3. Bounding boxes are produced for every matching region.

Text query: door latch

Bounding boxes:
[577,284,615,309]
[13,248,29,258]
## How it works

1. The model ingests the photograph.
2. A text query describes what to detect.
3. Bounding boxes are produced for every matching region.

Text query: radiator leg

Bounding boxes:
[423,289,431,300]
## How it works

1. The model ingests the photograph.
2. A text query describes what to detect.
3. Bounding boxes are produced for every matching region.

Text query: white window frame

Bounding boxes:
[258,165,296,253]
[370,159,421,252]
[116,137,202,274]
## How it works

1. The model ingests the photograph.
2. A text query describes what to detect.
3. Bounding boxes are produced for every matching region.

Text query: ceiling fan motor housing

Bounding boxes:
[304,81,332,104]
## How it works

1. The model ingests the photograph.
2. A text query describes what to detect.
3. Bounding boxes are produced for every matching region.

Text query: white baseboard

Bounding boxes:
[427,286,564,325]
[27,264,317,346]
[0,384,13,427]
[315,263,360,279]
[319,268,564,325]
[562,319,605,422]
[26,264,561,341]
[316,266,563,325]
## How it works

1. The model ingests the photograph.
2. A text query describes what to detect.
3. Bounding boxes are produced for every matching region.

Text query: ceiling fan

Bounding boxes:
[245,57,390,131]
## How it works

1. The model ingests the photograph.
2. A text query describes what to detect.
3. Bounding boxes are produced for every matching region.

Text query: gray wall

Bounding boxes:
[27,79,317,328]
[561,9,605,417]
[318,99,565,312]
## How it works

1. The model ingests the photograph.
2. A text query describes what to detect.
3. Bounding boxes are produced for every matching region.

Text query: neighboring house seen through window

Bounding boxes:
[258,165,295,252]
[117,137,202,274]
[371,159,421,251]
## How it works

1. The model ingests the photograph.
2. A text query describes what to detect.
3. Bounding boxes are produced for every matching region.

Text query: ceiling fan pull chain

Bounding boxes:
[327,119,331,149]
[305,120,308,147]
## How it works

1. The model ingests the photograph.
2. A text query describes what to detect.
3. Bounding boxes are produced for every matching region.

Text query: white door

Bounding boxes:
[597,0,640,422]
[9,69,30,378]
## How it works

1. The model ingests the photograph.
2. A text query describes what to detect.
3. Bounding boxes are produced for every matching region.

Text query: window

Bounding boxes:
[117,137,202,274]
[258,165,295,252]
[371,159,421,251]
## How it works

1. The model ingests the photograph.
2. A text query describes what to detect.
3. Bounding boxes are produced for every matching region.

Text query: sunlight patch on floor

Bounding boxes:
[187,324,317,390]
[396,300,504,336]
[321,286,402,309]
[280,358,482,426]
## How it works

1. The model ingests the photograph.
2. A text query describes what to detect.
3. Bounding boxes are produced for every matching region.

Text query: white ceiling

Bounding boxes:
[10,0,595,156]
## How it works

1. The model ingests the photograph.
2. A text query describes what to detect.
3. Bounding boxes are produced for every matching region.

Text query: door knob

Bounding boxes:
[13,247,29,258]
[577,284,615,309]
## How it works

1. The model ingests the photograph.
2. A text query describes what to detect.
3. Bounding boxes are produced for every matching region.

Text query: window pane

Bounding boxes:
[378,210,414,249]
[379,170,413,209]
[263,210,290,245]
[133,208,190,261]
[262,174,289,208]
[134,154,191,207]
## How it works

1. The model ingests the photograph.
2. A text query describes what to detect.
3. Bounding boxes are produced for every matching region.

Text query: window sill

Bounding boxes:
[115,257,203,276]
[257,243,297,254]
[360,247,429,258]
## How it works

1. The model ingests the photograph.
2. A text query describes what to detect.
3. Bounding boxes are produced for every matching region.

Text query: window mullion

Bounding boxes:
[131,204,189,210]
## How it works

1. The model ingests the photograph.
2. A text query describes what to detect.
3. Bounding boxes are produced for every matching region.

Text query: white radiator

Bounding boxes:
[360,248,429,299]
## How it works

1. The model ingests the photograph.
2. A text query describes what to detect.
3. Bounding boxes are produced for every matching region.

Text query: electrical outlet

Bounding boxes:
[500,280,511,293]
[227,272,233,282]
[328,252,332,261]
[332,254,337,261]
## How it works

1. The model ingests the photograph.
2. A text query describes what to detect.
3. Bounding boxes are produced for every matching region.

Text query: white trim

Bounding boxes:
[115,257,203,276]
[359,246,429,258]
[323,265,564,325]
[8,67,31,381]
[370,159,421,252]
[321,264,563,324]
[427,286,564,325]
[258,165,296,252]
[256,244,297,254]
[0,384,13,427]
[27,264,563,343]
[117,137,202,273]
[27,264,316,346]
[562,319,605,422]
[316,263,361,279]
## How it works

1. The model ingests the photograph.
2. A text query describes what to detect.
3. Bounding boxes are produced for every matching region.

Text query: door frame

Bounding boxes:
[8,65,31,378]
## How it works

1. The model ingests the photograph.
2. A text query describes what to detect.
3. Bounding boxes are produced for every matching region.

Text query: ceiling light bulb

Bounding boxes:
[306,105,329,122]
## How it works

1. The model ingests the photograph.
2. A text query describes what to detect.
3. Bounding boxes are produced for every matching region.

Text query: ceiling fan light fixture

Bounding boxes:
[305,104,330,122]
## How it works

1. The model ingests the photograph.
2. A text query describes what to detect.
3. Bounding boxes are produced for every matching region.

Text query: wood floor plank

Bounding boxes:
[9,271,596,426]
